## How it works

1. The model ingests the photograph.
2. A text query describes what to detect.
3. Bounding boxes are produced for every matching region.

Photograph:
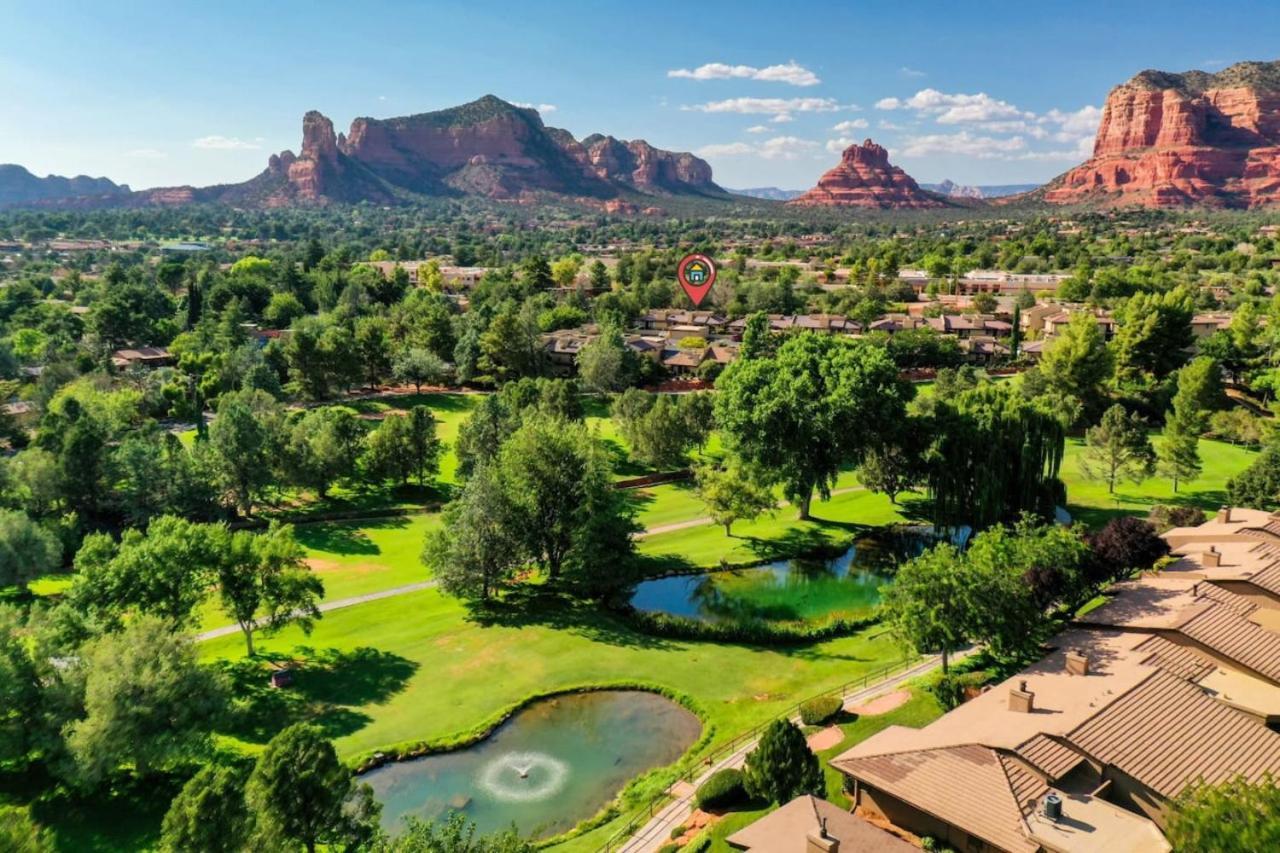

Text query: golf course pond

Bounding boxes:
[628,532,931,623]
[360,690,701,838]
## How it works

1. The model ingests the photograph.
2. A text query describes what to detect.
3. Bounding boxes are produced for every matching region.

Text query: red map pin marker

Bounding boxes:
[677,253,717,308]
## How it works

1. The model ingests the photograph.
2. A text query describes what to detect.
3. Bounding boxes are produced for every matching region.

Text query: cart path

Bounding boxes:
[197,484,871,641]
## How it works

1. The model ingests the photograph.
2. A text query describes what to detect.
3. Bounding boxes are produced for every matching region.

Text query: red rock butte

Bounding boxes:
[1045,60,1280,208]
[788,139,945,209]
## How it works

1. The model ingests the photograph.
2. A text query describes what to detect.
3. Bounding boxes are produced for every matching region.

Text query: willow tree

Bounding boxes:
[927,382,1066,530]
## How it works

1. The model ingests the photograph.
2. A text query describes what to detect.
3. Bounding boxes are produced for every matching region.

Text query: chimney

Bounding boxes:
[1065,650,1090,676]
[1009,680,1035,713]
[806,818,839,853]
[1217,506,1232,524]
[1203,546,1221,568]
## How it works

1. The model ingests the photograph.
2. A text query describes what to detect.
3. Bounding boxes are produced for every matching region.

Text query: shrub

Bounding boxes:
[624,607,878,645]
[1085,516,1169,589]
[670,825,686,840]
[1147,504,1207,532]
[658,845,680,853]
[695,768,747,811]
[799,695,842,726]
[682,836,711,853]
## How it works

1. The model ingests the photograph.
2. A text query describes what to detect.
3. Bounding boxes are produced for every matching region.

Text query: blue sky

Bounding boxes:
[2,1,1277,191]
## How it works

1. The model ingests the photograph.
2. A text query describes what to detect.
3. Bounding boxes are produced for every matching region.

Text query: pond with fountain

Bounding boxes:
[628,529,938,624]
[360,689,701,838]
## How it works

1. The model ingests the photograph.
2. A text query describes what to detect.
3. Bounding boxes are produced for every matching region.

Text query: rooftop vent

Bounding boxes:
[806,817,839,853]
[1065,650,1090,676]
[1043,792,1062,821]
[1009,679,1035,713]
[1203,546,1222,568]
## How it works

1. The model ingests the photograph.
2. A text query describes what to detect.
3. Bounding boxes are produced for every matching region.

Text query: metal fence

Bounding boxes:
[595,654,927,852]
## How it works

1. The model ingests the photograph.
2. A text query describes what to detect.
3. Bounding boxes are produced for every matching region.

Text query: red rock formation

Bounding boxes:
[1045,61,1280,208]
[788,140,944,209]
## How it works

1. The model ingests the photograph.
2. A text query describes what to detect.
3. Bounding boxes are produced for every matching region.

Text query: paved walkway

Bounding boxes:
[607,651,973,853]
[637,485,866,539]
[194,581,437,642]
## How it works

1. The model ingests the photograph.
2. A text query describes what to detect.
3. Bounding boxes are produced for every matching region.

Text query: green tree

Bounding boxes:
[363,413,417,485]
[880,543,976,672]
[1038,312,1112,420]
[738,312,773,360]
[0,510,60,591]
[1110,288,1194,384]
[69,516,227,630]
[406,406,443,487]
[160,764,253,853]
[521,255,554,290]
[422,463,523,600]
[588,260,610,291]
[247,723,379,853]
[354,315,393,389]
[392,347,447,393]
[693,459,775,535]
[715,334,907,519]
[1167,773,1280,853]
[369,813,534,853]
[1079,404,1156,494]
[286,407,364,498]
[1159,409,1202,492]
[577,327,632,394]
[742,719,823,804]
[1170,356,1224,434]
[454,395,514,480]
[1228,440,1280,509]
[66,616,226,784]
[217,524,323,656]
[208,389,285,516]
[0,806,54,853]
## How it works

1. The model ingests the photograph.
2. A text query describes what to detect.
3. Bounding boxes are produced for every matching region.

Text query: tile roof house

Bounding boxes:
[831,505,1280,853]
[726,795,916,852]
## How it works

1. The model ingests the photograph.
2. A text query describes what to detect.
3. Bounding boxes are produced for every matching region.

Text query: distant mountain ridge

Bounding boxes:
[728,186,804,201]
[0,165,129,208]
[28,96,723,210]
[922,180,1040,199]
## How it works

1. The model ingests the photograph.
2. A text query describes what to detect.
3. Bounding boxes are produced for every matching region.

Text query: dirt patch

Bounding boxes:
[846,689,911,716]
[806,725,845,752]
[669,809,720,847]
[304,558,383,575]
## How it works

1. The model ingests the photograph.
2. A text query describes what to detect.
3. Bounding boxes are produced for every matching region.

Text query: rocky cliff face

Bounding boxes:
[788,139,945,209]
[0,165,129,208]
[1044,60,1280,208]
[249,96,722,205]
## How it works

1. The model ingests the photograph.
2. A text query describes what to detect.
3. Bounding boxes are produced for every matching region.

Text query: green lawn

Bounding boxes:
[1059,435,1256,527]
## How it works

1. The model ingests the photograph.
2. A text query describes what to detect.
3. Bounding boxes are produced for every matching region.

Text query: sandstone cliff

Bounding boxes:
[788,139,946,209]
[250,96,722,204]
[1044,60,1280,208]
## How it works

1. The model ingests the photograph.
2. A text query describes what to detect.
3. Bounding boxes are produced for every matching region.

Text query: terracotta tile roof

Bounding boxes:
[726,795,916,853]
[1132,635,1217,682]
[1015,734,1088,782]
[1251,563,1280,597]
[841,744,1040,853]
[1176,602,1280,684]
[1193,580,1259,616]
[1065,670,1280,799]
[999,754,1052,816]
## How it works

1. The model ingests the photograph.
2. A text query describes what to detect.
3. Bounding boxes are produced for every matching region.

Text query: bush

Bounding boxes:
[624,607,878,645]
[799,695,842,726]
[670,825,686,840]
[658,845,680,853]
[1147,504,1207,532]
[682,836,711,853]
[695,768,747,811]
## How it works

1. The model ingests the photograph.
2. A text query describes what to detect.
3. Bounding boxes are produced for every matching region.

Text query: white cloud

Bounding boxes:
[192,135,262,151]
[667,61,820,87]
[514,102,557,113]
[696,142,755,157]
[770,113,794,123]
[745,125,770,134]
[1042,105,1102,135]
[685,97,843,116]
[696,136,818,160]
[896,131,1027,159]
[878,119,909,131]
[826,137,856,153]
[127,148,166,159]
[900,66,926,78]
[757,136,818,159]
[876,97,903,110]
[832,119,869,132]
[377,95,388,102]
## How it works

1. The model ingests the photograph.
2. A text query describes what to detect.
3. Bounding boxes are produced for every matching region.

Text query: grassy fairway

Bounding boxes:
[199,588,908,763]
[1060,435,1256,527]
